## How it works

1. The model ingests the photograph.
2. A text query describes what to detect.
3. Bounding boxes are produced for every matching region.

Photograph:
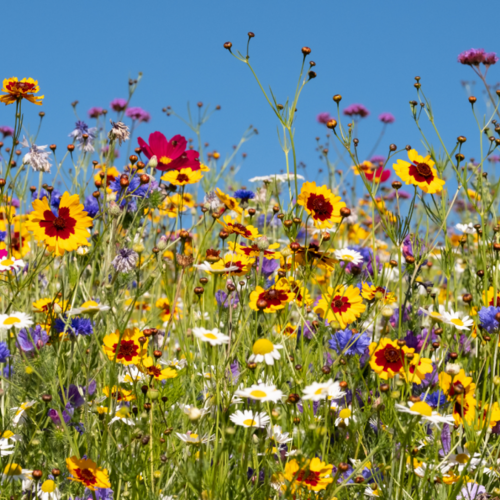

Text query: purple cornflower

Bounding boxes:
[316,112,331,124]
[215,290,239,309]
[88,107,105,118]
[69,121,97,153]
[109,174,158,211]
[343,103,369,118]
[17,325,49,352]
[110,98,128,112]
[261,258,279,278]
[0,126,14,137]
[328,329,371,356]
[126,107,150,122]
[378,112,395,124]
[54,316,93,336]
[479,306,500,333]
[458,483,486,500]
[112,248,138,273]
[84,195,100,218]
[0,341,10,362]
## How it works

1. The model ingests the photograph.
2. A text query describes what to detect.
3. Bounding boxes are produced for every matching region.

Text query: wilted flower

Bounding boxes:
[112,248,138,273]
[108,120,130,145]
[21,137,51,172]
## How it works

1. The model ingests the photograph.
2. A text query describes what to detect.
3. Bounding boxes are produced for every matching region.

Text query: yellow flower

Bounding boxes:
[452,395,476,425]
[439,369,475,400]
[155,298,181,322]
[161,168,203,185]
[215,188,242,214]
[228,241,281,260]
[249,278,295,313]
[361,283,396,305]
[102,386,135,402]
[0,77,43,106]
[140,357,178,381]
[393,149,445,194]
[483,286,500,307]
[25,193,93,256]
[94,166,121,193]
[210,253,254,276]
[368,338,414,380]
[297,182,346,229]
[400,355,434,385]
[314,285,366,328]
[102,328,148,365]
[218,215,260,240]
[66,456,110,491]
[283,457,333,492]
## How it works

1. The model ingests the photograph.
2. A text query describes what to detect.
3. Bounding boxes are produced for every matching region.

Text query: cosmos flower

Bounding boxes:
[393,149,445,194]
[138,131,200,171]
[297,182,346,229]
[0,77,43,106]
[102,328,148,365]
[26,192,93,256]
[66,456,110,491]
[248,339,283,365]
[230,410,270,428]
[365,166,390,183]
[314,285,366,328]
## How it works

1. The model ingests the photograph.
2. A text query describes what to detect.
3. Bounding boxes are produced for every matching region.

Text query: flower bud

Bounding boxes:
[445,363,461,375]
[255,236,269,250]
[132,242,145,253]
[188,407,202,421]
[381,306,394,318]
[109,201,122,218]
[147,155,158,169]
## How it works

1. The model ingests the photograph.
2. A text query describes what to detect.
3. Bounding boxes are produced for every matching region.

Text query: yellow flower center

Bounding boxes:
[3,317,20,325]
[411,402,432,417]
[160,156,172,165]
[250,390,267,399]
[315,387,327,395]
[455,453,469,464]
[339,408,351,419]
[451,318,464,326]
[4,463,22,476]
[81,300,99,309]
[41,480,56,493]
[1,259,14,266]
[203,333,218,340]
[252,339,274,355]
[243,419,257,426]
[190,433,199,440]
[2,430,14,439]
[342,255,354,261]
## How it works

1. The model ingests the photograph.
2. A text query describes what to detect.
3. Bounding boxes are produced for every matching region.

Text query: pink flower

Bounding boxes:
[126,107,150,122]
[343,104,369,118]
[137,131,201,172]
[110,98,128,112]
[0,126,14,137]
[316,112,331,124]
[484,52,499,66]
[365,166,390,183]
[88,107,105,118]
[378,112,395,124]
[458,48,486,66]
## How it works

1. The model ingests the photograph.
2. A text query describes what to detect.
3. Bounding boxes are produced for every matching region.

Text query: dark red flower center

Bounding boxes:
[296,468,321,487]
[374,344,405,373]
[40,207,77,240]
[7,81,36,93]
[409,162,435,184]
[416,163,432,177]
[147,365,162,377]
[177,173,189,183]
[448,382,465,397]
[306,194,333,221]
[331,295,351,313]
[74,468,97,486]
[231,223,250,237]
[113,340,139,361]
[225,260,243,272]
[259,288,288,307]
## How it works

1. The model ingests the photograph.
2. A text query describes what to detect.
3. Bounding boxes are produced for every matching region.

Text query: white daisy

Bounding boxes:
[39,479,62,500]
[0,256,24,273]
[267,425,293,445]
[119,366,145,384]
[192,327,230,346]
[66,300,110,316]
[335,405,355,426]
[194,261,240,274]
[1,463,32,483]
[176,431,214,444]
[235,383,283,403]
[12,401,36,425]
[334,248,364,265]
[179,404,210,419]
[161,358,188,370]
[109,405,135,426]
[455,223,476,235]
[0,312,33,330]
[442,310,473,331]
[302,379,343,402]
[0,439,14,457]
[447,447,486,472]
[395,401,455,426]
[249,173,305,183]
[230,410,270,428]
[248,339,283,365]
[419,305,447,325]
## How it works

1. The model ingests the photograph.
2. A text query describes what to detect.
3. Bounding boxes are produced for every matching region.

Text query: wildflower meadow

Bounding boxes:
[1,33,500,500]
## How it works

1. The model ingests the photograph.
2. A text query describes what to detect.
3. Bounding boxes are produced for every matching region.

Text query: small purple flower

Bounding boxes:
[84,195,100,218]
[126,107,150,122]
[316,112,331,124]
[484,52,499,65]
[261,258,279,278]
[60,385,85,408]
[0,126,14,137]
[328,329,371,356]
[110,98,128,112]
[3,365,13,378]
[488,155,500,163]
[88,107,105,118]
[343,104,369,118]
[48,405,73,425]
[370,155,386,164]
[17,325,48,352]
[234,190,255,202]
[378,112,395,124]
[458,483,486,500]
[0,342,10,362]
[458,48,486,66]
[215,290,239,309]
[479,306,500,333]
[459,334,472,355]
[55,316,93,336]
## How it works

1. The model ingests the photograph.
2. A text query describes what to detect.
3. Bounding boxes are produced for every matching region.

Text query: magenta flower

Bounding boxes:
[110,98,128,112]
[316,112,331,124]
[126,107,151,122]
[365,166,390,183]
[343,104,369,118]
[458,48,486,66]
[88,107,105,118]
[484,52,499,66]
[0,126,14,137]
[378,112,395,124]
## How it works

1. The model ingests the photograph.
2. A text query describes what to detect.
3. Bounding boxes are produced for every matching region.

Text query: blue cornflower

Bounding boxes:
[0,231,6,242]
[328,329,371,356]
[421,390,447,409]
[84,194,100,218]
[478,306,500,333]
[69,121,97,152]
[234,189,255,202]
[109,175,158,212]
[55,316,93,336]
[17,325,49,352]
[3,365,13,378]
[0,341,10,363]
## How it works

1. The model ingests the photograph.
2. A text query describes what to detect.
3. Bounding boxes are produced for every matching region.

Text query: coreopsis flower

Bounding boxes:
[112,248,138,273]
[102,328,148,365]
[0,77,43,106]
[292,242,336,269]
[26,192,93,256]
[361,283,397,305]
[192,327,230,346]
[442,310,473,331]
[451,395,477,425]
[230,410,270,428]
[32,298,65,314]
[283,457,333,493]
[66,456,110,491]
[137,131,200,171]
[229,241,281,260]
[21,137,51,172]
[483,286,500,307]
[235,383,284,403]
[439,369,476,400]
[287,277,313,307]
[140,357,178,381]
[155,298,181,322]
[102,386,135,402]
[393,149,445,194]
[249,278,295,313]
[334,248,363,265]
[161,168,203,185]
[210,253,254,276]
[368,338,415,380]
[297,182,346,229]
[218,216,259,240]
[0,312,33,330]
[400,355,434,385]
[215,188,243,215]
[248,339,283,365]
[314,285,366,328]
[108,120,130,145]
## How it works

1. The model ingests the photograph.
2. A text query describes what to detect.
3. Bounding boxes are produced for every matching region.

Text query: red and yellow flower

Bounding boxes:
[287,277,313,307]
[102,386,135,402]
[155,298,181,322]
[140,357,178,381]
[94,165,121,193]
[476,401,500,429]
[452,395,477,425]
[249,278,295,313]
[210,253,254,276]
[483,286,500,307]
[66,456,110,491]
[368,338,415,380]
[218,215,260,240]
[439,369,476,400]
[393,149,445,194]
[102,328,148,366]
[400,355,434,385]
[215,188,243,214]
[26,193,93,256]
[361,283,397,305]
[161,168,203,185]
[229,241,281,259]
[297,182,346,228]
[314,285,366,328]
[282,457,333,493]
[0,77,44,106]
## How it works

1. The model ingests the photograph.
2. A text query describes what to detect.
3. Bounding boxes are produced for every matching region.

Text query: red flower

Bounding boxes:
[137,131,200,172]
[365,166,390,183]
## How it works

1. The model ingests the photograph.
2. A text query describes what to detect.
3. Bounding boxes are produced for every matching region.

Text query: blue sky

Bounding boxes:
[1,0,498,189]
